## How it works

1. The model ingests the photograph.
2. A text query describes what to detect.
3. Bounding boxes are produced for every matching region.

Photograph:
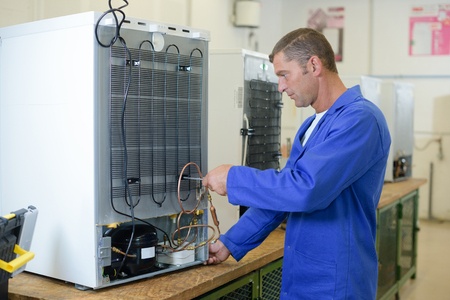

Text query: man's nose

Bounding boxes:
[277,80,285,93]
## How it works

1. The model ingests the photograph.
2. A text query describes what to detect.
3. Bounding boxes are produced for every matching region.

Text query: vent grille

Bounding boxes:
[109,45,204,205]
[244,79,282,170]
[217,283,253,299]
[261,264,282,299]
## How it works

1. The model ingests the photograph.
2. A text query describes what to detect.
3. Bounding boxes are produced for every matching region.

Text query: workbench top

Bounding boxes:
[8,178,426,300]
[378,178,426,208]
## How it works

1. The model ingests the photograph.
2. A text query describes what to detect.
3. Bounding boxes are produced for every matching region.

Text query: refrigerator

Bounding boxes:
[361,76,414,182]
[208,49,282,233]
[0,11,210,289]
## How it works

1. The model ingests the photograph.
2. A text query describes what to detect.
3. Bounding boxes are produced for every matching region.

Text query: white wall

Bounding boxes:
[371,0,450,76]
[0,0,281,52]
[0,0,36,27]
[282,0,372,76]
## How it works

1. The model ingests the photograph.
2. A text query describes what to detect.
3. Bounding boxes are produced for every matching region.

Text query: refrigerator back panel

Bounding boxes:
[102,28,207,223]
[0,11,211,289]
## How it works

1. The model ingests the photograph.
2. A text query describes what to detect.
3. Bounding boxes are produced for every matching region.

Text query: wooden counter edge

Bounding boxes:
[378,178,427,208]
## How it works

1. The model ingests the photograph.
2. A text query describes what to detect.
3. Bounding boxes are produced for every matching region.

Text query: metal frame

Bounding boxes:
[197,258,283,300]
[376,190,419,300]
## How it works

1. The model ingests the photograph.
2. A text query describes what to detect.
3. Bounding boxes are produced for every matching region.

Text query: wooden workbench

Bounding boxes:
[8,178,426,300]
[378,178,426,208]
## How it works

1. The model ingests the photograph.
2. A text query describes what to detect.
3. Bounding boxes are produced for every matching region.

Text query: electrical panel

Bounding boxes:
[0,11,213,289]
[208,49,282,233]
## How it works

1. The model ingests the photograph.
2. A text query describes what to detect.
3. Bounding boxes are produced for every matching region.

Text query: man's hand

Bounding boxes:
[204,239,231,265]
[202,164,232,196]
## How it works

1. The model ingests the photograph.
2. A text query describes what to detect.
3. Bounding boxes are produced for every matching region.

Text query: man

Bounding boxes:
[203,28,391,299]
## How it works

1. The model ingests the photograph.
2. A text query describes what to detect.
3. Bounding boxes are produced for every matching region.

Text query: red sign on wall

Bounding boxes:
[409,4,450,56]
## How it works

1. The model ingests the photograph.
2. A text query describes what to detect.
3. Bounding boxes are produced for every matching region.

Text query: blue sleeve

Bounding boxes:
[220,208,287,261]
[226,103,390,213]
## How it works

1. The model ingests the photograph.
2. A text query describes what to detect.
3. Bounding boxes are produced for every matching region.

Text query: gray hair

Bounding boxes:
[269,28,338,73]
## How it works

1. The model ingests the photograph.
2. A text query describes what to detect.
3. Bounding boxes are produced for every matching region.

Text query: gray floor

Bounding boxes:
[396,219,450,299]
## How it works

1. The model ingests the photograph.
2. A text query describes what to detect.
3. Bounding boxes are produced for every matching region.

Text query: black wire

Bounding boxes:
[117,36,136,274]
[95,0,128,48]
[95,0,138,275]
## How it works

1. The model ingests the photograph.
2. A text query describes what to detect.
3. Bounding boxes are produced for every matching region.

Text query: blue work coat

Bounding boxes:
[220,85,391,299]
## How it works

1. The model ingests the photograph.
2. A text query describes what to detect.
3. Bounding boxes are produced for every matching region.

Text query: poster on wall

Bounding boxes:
[409,4,450,56]
[307,7,345,62]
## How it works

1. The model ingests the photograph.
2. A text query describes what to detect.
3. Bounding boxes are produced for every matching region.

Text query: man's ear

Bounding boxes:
[310,56,321,74]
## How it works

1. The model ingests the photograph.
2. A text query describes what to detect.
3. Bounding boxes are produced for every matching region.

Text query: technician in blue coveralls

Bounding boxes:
[202,28,391,299]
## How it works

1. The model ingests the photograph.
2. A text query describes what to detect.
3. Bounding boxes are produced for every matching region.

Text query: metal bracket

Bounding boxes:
[98,237,112,267]
[240,128,255,136]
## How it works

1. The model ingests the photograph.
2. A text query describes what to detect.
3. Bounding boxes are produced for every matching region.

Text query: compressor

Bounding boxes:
[104,223,158,279]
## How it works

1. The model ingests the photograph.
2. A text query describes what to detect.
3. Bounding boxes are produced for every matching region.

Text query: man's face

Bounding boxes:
[272,52,317,108]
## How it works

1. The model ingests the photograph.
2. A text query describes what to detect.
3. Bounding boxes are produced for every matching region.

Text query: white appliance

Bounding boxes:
[0,11,210,289]
[208,49,282,233]
[361,76,414,182]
